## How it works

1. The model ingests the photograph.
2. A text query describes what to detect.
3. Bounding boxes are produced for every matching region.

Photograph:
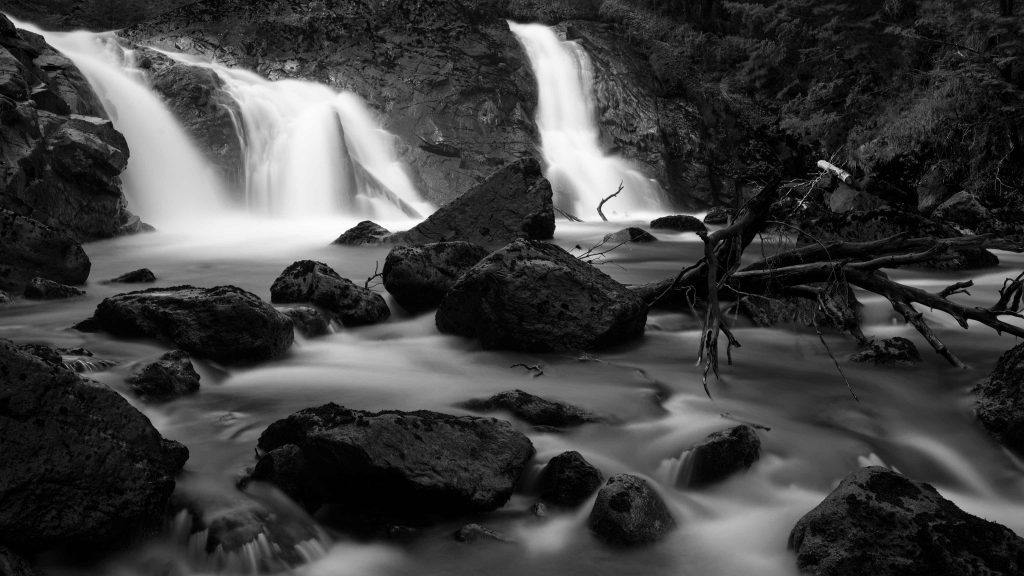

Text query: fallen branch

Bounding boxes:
[511,363,544,377]
[817,159,855,185]
[364,261,383,289]
[596,182,624,222]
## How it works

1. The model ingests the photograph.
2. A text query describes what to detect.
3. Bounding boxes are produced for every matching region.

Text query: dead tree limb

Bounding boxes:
[597,182,624,222]
[817,160,855,185]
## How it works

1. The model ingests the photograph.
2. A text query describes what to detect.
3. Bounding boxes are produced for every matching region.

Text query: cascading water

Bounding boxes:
[509,22,664,218]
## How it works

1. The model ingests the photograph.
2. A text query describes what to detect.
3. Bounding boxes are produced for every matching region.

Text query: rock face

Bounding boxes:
[127,350,201,402]
[108,268,157,283]
[90,285,294,364]
[650,215,706,232]
[436,239,647,352]
[789,466,1024,576]
[270,260,390,327]
[250,403,534,524]
[392,158,555,248]
[538,451,603,507]
[332,221,392,246]
[588,474,676,546]
[0,209,90,292]
[603,227,658,244]
[676,425,761,488]
[850,337,921,365]
[975,342,1024,454]
[459,389,599,429]
[22,276,85,299]
[0,339,188,554]
[382,242,490,314]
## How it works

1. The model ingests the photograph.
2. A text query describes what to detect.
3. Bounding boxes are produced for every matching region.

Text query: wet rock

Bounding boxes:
[975,342,1024,454]
[602,227,658,244]
[453,524,513,544]
[0,338,188,554]
[0,209,90,293]
[108,268,157,283]
[931,190,989,234]
[89,285,294,364]
[676,425,761,488]
[251,403,534,525]
[247,444,320,512]
[280,306,332,338]
[850,337,921,365]
[650,215,706,233]
[0,547,39,576]
[60,348,118,373]
[332,221,392,246]
[588,474,676,546]
[16,342,63,366]
[22,276,85,299]
[382,242,490,314]
[127,350,201,402]
[538,451,603,508]
[436,239,647,352]
[789,466,1024,576]
[392,158,555,248]
[703,207,731,225]
[270,260,390,327]
[459,389,599,429]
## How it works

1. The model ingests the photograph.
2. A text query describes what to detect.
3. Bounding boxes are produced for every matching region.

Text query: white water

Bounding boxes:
[509,22,664,218]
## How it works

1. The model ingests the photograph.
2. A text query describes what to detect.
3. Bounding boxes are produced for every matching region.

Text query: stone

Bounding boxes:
[22,276,85,299]
[453,524,513,544]
[332,220,392,246]
[676,425,761,488]
[931,190,990,234]
[0,289,10,304]
[850,337,921,365]
[789,466,1024,576]
[602,227,658,244]
[280,306,332,338]
[703,206,731,225]
[89,285,294,364]
[436,240,647,352]
[459,389,599,428]
[650,214,706,233]
[126,350,201,402]
[107,268,157,283]
[588,474,676,546]
[538,451,603,507]
[975,342,1024,454]
[382,241,490,314]
[0,209,90,293]
[270,260,390,327]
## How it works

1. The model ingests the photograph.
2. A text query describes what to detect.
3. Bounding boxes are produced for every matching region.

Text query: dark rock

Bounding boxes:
[789,466,1024,576]
[538,451,603,507]
[459,389,599,428]
[916,164,957,214]
[436,240,647,352]
[602,227,658,244]
[251,403,534,525]
[60,348,118,373]
[850,337,921,365]
[126,350,200,402]
[16,342,63,366]
[0,338,188,554]
[392,158,555,248]
[0,289,11,304]
[0,547,39,576]
[108,268,157,283]
[332,220,392,246]
[453,523,513,544]
[703,207,731,225]
[247,444,320,512]
[0,209,90,292]
[588,474,676,546]
[738,280,860,333]
[270,260,390,327]
[676,425,761,488]
[931,191,989,234]
[22,276,85,299]
[382,242,490,314]
[280,306,332,338]
[650,215,706,233]
[975,342,1024,454]
[90,285,294,364]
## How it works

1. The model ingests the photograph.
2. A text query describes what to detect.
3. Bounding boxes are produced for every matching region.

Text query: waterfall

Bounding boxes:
[509,22,663,219]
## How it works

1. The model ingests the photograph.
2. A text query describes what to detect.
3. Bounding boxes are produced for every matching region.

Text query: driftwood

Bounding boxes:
[817,160,855,185]
[597,182,624,222]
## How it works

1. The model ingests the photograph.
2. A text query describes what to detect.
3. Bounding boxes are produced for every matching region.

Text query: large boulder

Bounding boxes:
[270,260,390,327]
[588,474,676,546]
[675,425,761,488]
[383,242,490,314]
[789,466,1024,576]
[650,215,706,233]
[392,158,555,248]
[250,403,534,525]
[0,339,188,554]
[537,451,603,508]
[975,342,1024,454]
[89,285,294,364]
[459,389,599,429]
[0,209,90,292]
[126,350,201,402]
[436,239,647,352]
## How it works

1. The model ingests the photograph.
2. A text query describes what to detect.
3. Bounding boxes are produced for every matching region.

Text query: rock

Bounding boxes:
[850,337,921,365]
[453,524,513,544]
[975,342,1024,454]
[703,206,731,225]
[280,306,332,338]
[16,342,63,366]
[789,466,1024,576]
[250,403,534,525]
[0,547,39,576]
[0,289,11,304]
[392,158,555,248]
[436,240,647,352]
[538,451,603,507]
[602,227,658,244]
[382,241,490,314]
[0,338,188,554]
[459,389,599,428]
[0,209,90,292]
[270,260,389,327]
[90,285,294,364]
[676,425,761,488]
[108,268,157,283]
[588,474,676,546]
[650,215,706,233]
[332,221,392,246]
[60,348,118,373]
[931,190,990,234]
[126,350,200,402]
[738,280,860,333]
[22,276,85,299]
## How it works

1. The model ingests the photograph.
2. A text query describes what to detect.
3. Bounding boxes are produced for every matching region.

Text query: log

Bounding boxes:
[817,160,854,185]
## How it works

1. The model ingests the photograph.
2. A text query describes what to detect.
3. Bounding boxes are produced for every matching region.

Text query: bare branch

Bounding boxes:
[597,182,624,222]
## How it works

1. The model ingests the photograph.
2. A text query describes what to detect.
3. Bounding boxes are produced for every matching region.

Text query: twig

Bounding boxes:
[813,298,859,401]
[994,271,1024,311]
[365,261,383,289]
[939,281,974,299]
[554,207,583,222]
[511,363,544,377]
[597,181,624,222]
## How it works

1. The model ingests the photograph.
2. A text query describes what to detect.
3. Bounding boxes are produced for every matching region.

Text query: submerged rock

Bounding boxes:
[280,306,332,338]
[975,342,1024,454]
[459,389,599,429]
[676,425,761,488]
[332,220,392,246]
[0,209,90,293]
[850,337,921,365]
[588,474,676,546]
[22,276,85,299]
[382,241,490,314]
[436,239,647,352]
[789,466,1024,576]
[453,524,513,544]
[602,227,658,244]
[107,268,157,283]
[127,350,201,402]
[538,451,603,508]
[650,215,706,233]
[270,260,390,327]
[89,285,294,364]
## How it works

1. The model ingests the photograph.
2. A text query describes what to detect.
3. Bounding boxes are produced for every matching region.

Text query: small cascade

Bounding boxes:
[509,22,663,218]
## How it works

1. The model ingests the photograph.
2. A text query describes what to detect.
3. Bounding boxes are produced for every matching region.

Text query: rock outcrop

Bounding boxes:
[538,451,603,507]
[675,425,761,488]
[382,241,490,314]
[126,349,201,402]
[0,209,90,293]
[270,260,390,327]
[588,474,676,546]
[459,389,599,429]
[975,342,1024,454]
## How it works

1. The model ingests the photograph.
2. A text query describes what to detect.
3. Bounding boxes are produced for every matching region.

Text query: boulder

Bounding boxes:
[89,285,294,364]
[332,220,392,246]
[703,206,731,225]
[250,403,534,525]
[650,215,706,233]
[22,276,85,299]
[588,474,676,546]
[931,191,990,234]
[602,227,658,244]
[789,466,1024,576]
[392,158,555,248]
[0,209,90,292]
[436,240,648,352]
[0,339,188,554]
[382,242,490,314]
[108,268,157,283]
[459,389,599,429]
[850,337,921,365]
[975,342,1024,454]
[676,425,761,488]
[453,524,513,544]
[538,451,603,507]
[280,306,332,338]
[270,260,390,327]
[126,350,201,402]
